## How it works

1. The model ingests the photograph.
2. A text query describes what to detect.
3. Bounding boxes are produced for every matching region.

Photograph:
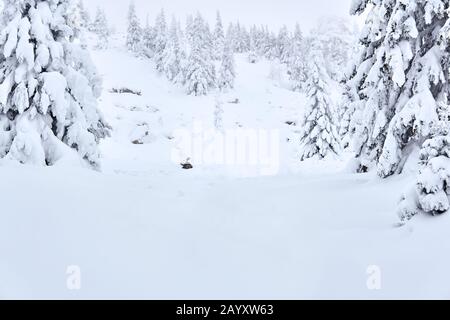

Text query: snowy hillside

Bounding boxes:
[2,0,450,301]
[0,30,448,300]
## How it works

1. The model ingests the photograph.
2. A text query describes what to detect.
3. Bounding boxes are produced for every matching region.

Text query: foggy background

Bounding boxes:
[85,0,358,32]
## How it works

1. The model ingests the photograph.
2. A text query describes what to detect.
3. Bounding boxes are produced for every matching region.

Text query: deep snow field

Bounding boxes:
[1,33,450,300]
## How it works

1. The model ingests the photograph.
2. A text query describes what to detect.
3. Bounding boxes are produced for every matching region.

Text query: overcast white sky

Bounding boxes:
[86,0,357,32]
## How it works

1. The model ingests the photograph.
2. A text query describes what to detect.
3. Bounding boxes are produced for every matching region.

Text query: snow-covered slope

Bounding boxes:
[1,34,449,299]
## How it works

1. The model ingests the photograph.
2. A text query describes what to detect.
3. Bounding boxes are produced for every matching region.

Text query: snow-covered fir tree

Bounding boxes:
[185,13,216,96]
[77,0,90,30]
[92,7,109,50]
[398,6,450,219]
[233,22,250,53]
[213,11,225,60]
[226,23,236,52]
[288,23,306,92]
[218,41,236,91]
[142,15,156,58]
[277,25,291,64]
[248,25,259,60]
[65,0,88,48]
[398,124,450,220]
[265,30,278,60]
[163,17,186,83]
[126,1,142,53]
[299,46,340,160]
[154,9,168,73]
[176,20,187,51]
[338,79,362,149]
[311,16,354,80]
[203,19,213,54]
[247,37,258,64]
[346,0,450,177]
[185,14,194,44]
[0,0,109,167]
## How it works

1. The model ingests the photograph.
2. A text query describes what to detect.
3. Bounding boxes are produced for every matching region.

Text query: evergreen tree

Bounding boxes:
[203,20,214,57]
[347,0,450,176]
[226,23,236,52]
[247,36,258,64]
[77,0,90,29]
[288,23,306,92]
[185,13,216,96]
[249,25,258,53]
[218,41,236,90]
[299,46,340,160]
[0,0,109,167]
[92,7,109,50]
[154,9,168,73]
[213,11,225,60]
[142,15,156,58]
[265,30,278,60]
[338,80,362,149]
[126,1,142,53]
[163,17,185,83]
[277,25,291,64]
[398,4,450,219]
[66,0,87,46]
[311,16,354,80]
[398,125,450,220]
[185,14,194,44]
[233,22,250,53]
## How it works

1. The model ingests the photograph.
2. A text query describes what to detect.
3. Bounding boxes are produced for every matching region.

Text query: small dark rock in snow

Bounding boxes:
[228,98,240,104]
[181,163,193,170]
[181,159,193,170]
[110,87,142,96]
[285,121,297,126]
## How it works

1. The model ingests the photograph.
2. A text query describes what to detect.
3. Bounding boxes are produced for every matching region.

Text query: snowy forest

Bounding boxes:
[1,0,450,300]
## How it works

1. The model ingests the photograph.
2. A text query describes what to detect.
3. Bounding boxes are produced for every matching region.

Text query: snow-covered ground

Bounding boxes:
[1,34,449,300]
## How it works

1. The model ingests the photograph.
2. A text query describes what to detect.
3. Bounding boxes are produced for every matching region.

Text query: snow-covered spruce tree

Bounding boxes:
[92,7,109,50]
[126,1,142,53]
[288,23,306,92]
[66,0,86,45]
[311,16,354,80]
[176,20,187,51]
[247,36,258,63]
[226,23,236,53]
[142,16,156,58]
[265,30,278,60]
[185,13,216,96]
[77,0,90,29]
[185,14,194,44]
[398,12,450,219]
[0,0,109,167]
[347,0,450,176]
[163,17,185,83]
[338,79,362,149]
[213,11,225,60]
[256,25,269,57]
[299,47,340,160]
[233,23,250,53]
[248,25,259,60]
[277,25,291,64]
[154,9,167,73]
[218,41,236,91]
[398,124,450,220]
[240,25,251,53]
